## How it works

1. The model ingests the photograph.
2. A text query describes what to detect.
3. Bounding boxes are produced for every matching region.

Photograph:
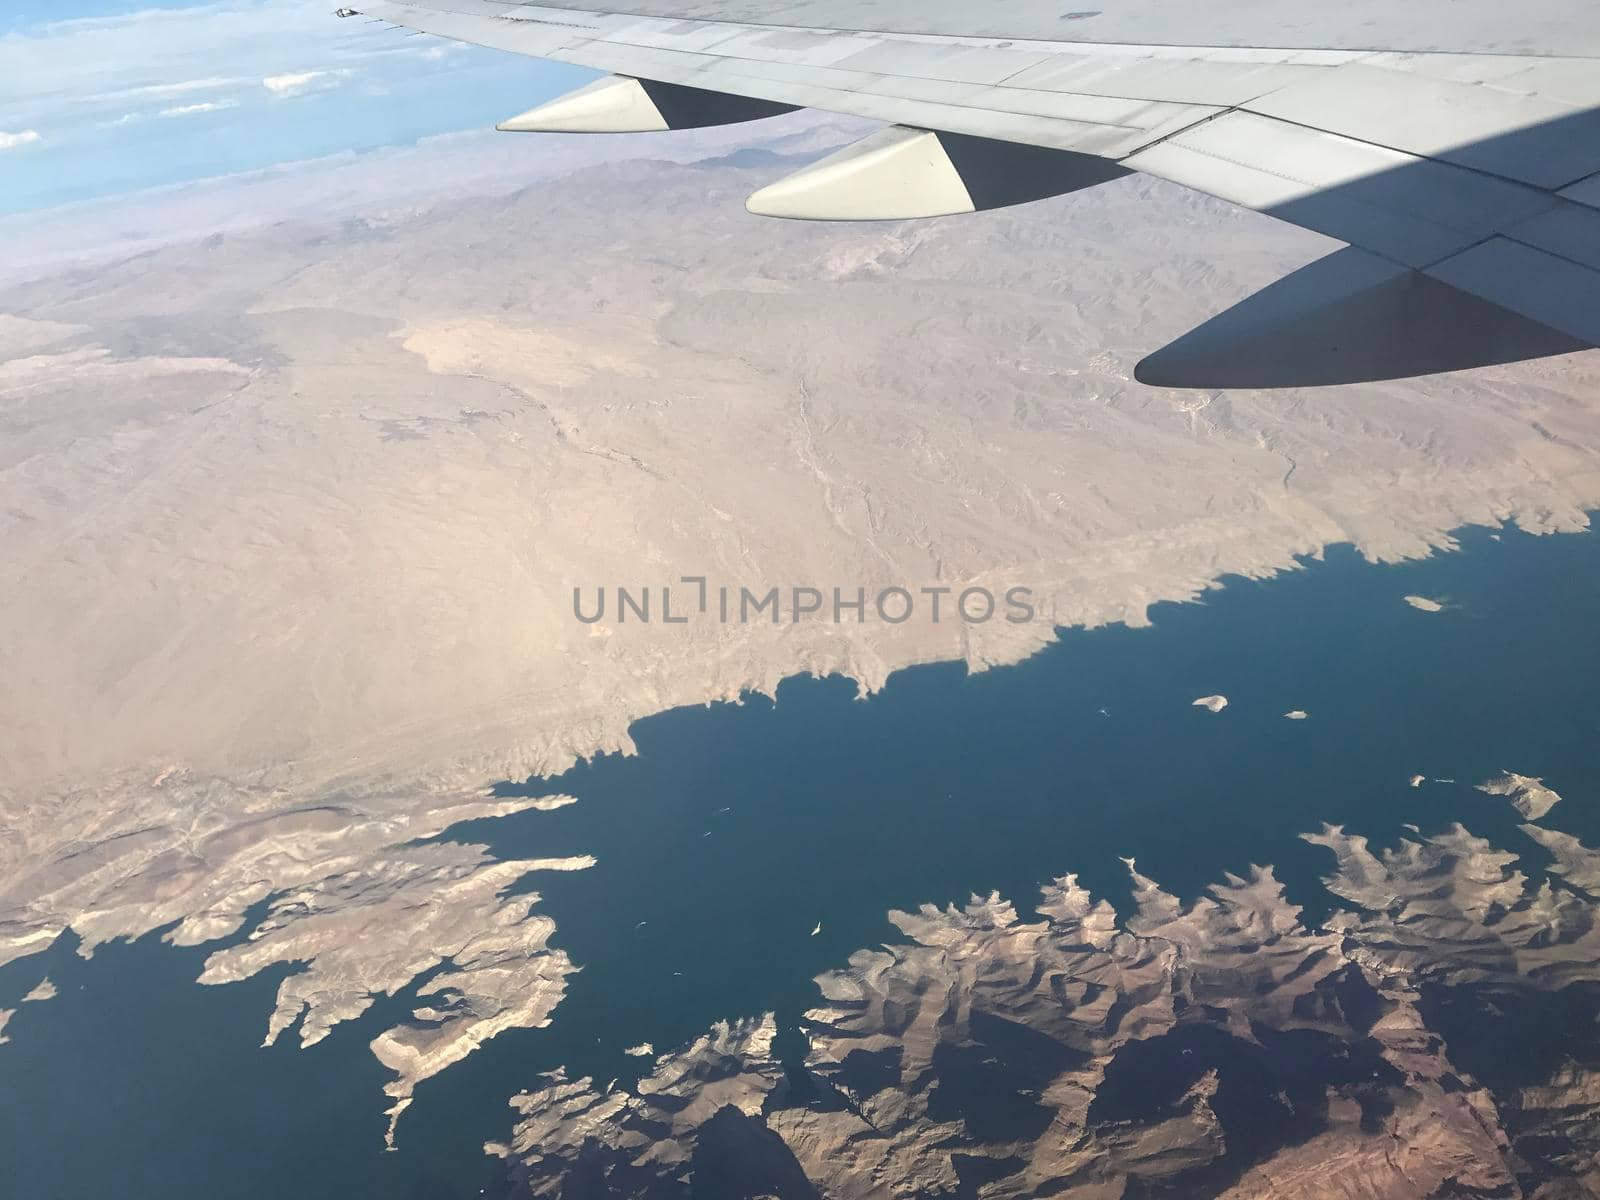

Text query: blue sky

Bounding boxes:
[0,1,596,213]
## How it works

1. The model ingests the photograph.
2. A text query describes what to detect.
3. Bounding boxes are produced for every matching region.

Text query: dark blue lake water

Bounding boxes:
[3,520,1597,1199]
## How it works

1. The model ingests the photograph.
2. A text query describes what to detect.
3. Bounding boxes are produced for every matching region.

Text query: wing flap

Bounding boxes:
[1003,55,1319,107]
[1361,53,1600,108]
[1560,173,1600,210]
[1125,111,1555,269]
[1243,64,1600,191]
[1504,201,1600,272]
[823,40,1057,86]
[1427,238,1600,346]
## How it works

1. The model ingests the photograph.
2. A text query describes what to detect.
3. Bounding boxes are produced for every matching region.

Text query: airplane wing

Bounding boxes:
[345,0,1600,384]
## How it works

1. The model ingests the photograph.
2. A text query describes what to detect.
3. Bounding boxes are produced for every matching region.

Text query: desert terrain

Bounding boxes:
[4,113,1600,1180]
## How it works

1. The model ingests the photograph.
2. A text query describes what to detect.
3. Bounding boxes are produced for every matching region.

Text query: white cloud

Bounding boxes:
[0,129,42,151]
[82,76,249,106]
[159,100,240,118]
[262,68,353,97]
[110,97,241,128]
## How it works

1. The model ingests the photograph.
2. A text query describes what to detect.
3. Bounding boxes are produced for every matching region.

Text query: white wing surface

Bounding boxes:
[345,0,1600,381]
